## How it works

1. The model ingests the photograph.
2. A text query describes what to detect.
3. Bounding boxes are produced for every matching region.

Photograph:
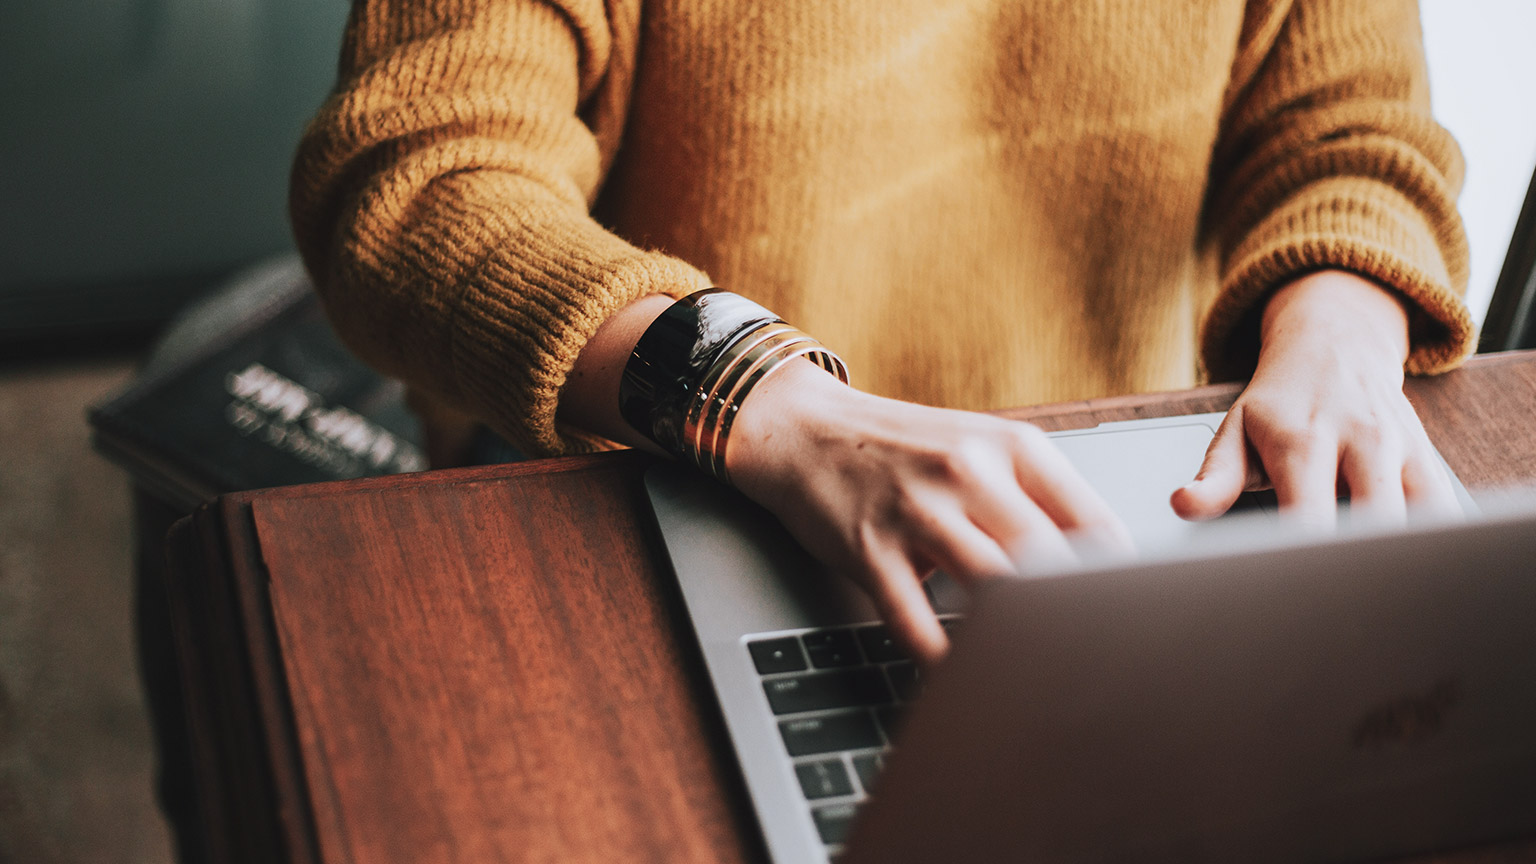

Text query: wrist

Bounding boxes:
[725,357,853,486]
[560,293,676,451]
[617,289,848,481]
[1259,270,1411,370]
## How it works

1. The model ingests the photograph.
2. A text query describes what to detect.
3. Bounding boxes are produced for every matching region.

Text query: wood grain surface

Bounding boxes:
[190,352,1536,864]
[251,462,763,864]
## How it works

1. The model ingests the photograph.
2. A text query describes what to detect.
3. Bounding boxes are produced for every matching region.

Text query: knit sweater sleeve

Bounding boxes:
[1198,0,1473,381]
[289,0,712,456]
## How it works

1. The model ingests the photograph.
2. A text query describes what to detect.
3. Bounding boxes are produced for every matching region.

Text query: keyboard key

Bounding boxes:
[813,803,859,845]
[851,752,885,793]
[748,637,807,674]
[875,705,905,742]
[763,668,893,715]
[885,661,922,702]
[927,574,968,615]
[795,758,854,799]
[855,625,906,663]
[802,629,862,668]
[779,711,882,756]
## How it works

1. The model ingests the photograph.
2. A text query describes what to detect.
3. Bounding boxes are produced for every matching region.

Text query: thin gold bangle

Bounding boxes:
[710,344,847,484]
[672,316,848,483]
[682,322,799,472]
[706,339,854,479]
[697,331,821,475]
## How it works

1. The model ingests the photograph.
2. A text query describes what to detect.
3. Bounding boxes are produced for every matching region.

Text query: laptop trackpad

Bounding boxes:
[923,418,1243,613]
[651,414,1254,630]
[1049,419,1259,552]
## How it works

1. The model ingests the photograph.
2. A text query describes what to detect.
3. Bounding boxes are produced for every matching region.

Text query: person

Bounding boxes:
[290,0,1473,664]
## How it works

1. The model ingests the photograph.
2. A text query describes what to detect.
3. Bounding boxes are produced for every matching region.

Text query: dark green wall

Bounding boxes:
[0,0,351,339]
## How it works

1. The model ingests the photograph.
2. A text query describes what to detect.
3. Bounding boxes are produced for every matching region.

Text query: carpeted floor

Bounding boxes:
[0,358,172,864]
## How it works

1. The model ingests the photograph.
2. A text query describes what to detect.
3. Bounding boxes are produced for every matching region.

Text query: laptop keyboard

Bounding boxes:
[746,616,961,855]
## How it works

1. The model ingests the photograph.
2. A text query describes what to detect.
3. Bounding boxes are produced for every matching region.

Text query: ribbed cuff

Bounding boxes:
[453,247,713,456]
[1201,176,1474,381]
[424,173,714,456]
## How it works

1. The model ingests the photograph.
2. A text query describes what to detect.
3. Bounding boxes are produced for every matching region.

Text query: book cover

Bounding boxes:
[90,258,427,510]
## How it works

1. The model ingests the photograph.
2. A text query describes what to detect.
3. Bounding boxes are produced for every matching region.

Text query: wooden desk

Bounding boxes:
[166,351,1536,864]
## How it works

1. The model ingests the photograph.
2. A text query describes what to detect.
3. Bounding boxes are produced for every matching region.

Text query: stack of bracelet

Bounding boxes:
[619,289,849,484]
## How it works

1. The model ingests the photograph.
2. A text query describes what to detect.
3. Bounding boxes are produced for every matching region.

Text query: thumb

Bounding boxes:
[1172,407,1253,521]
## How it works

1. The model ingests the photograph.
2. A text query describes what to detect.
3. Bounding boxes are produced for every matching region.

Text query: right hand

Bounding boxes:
[726,359,1132,664]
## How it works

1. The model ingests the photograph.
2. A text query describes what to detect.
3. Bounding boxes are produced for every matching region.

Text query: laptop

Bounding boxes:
[642,412,1533,862]
[843,495,1536,863]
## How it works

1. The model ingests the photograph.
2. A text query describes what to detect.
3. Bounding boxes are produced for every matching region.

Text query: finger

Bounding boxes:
[1172,407,1264,521]
[951,461,1089,568]
[1267,428,1341,529]
[905,506,1017,586]
[1339,441,1407,526]
[861,543,948,665]
[1009,525,1080,576]
[1007,426,1133,551]
[1390,396,1463,518]
[1402,445,1463,519]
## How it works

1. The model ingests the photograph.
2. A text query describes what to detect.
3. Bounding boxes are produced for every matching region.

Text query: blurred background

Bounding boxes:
[0,0,350,354]
[0,2,1533,862]
[0,2,351,862]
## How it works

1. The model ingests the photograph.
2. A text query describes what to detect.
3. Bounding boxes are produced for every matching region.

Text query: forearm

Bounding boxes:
[291,0,713,457]
[557,293,676,452]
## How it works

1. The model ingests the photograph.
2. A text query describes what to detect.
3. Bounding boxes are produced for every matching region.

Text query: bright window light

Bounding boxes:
[1421,1,1536,327]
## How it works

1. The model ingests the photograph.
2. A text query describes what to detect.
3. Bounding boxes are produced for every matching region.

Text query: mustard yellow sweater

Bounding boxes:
[291,0,1472,457]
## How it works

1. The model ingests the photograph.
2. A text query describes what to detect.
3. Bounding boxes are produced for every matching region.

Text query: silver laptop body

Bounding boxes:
[643,412,1516,863]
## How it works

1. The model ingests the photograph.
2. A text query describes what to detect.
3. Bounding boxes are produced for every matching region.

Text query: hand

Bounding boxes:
[727,360,1132,664]
[1172,271,1458,526]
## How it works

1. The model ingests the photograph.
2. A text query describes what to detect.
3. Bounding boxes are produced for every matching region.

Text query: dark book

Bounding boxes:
[90,257,426,511]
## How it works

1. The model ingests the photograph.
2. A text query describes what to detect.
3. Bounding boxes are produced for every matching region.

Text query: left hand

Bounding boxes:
[1171,270,1459,526]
